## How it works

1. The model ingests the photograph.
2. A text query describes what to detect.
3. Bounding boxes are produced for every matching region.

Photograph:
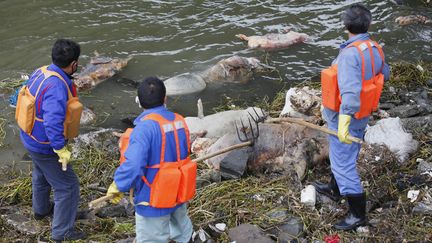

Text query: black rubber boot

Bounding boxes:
[314,174,341,201]
[333,193,367,230]
[52,230,87,242]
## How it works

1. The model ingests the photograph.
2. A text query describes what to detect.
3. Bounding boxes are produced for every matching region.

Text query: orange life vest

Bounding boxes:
[15,66,83,141]
[118,113,196,208]
[119,128,133,165]
[321,40,385,119]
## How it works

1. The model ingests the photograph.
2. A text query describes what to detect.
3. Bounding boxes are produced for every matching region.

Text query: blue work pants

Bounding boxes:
[327,119,367,195]
[29,151,79,239]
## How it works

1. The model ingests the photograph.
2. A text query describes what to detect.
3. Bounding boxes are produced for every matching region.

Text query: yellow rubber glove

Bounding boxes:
[107,182,124,204]
[53,147,71,171]
[337,114,352,144]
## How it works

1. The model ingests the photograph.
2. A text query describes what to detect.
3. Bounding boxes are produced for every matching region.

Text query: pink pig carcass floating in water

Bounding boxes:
[236,30,309,51]
[395,15,431,26]
[73,51,131,92]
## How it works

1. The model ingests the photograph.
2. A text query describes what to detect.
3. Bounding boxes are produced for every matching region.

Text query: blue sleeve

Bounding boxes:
[114,123,151,192]
[337,48,362,115]
[42,77,68,150]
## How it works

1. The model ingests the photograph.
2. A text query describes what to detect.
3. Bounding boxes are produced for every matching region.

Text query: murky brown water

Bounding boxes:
[0,0,431,165]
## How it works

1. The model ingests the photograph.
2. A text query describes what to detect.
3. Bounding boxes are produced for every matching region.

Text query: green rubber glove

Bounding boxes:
[107,182,124,204]
[337,114,352,144]
[53,146,71,171]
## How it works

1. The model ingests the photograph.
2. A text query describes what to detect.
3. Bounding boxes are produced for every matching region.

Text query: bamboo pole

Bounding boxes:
[266,117,364,144]
[193,141,252,163]
[89,195,114,209]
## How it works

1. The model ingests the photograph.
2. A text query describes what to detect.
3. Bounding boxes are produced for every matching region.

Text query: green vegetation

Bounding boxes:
[0,176,32,205]
[190,176,295,230]
[387,61,432,89]
[0,78,26,93]
[212,94,245,113]
[72,147,118,200]
[0,117,6,148]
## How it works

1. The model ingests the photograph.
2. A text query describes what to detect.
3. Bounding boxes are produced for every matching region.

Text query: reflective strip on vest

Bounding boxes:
[141,113,190,170]
[162,123,174,132]
[357,41,375,52]
[161,121,184,133]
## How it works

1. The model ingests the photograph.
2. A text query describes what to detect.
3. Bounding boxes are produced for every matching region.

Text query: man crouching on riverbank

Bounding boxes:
[106,77,195,242]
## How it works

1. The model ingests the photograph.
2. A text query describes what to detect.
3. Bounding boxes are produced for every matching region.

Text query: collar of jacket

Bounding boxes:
[339,33,370,50]
[47,64,73,85]
[133,105,167,126]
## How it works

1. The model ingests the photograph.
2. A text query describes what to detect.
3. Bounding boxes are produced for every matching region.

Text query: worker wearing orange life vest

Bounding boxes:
[315,3,390,231]
[107,77,194,243]
[18,39,86,241]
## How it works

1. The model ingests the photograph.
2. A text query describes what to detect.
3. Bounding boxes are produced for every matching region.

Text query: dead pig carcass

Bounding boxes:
[205,123,329,181]
[164,56,274,96]
[74,52,131,91]
[236,31,309,51]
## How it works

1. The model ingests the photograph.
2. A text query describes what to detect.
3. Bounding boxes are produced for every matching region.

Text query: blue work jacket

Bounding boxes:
[20,64,76,154]
[323,33,390,129]
[114,106,189,217]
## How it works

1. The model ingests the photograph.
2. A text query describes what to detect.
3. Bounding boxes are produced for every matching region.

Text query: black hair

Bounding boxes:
[137,77,166,109]
[51,39,81,68]
[342,3,372,34]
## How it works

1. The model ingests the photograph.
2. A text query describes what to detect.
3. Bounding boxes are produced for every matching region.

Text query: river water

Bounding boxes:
[0,0,431,165]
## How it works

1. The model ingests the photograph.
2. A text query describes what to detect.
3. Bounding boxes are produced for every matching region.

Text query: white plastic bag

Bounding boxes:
[365,117,418,162]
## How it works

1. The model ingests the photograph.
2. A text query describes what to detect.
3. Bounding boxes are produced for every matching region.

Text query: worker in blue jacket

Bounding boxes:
[315,3,390,230]
[107,77,193,243]
[19,39,86,241]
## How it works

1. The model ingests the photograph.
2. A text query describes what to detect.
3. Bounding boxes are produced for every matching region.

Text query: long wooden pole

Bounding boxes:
[266,117,364,144]
[193,141,252,163]
[88,140,254,208]
[88,195,114,209]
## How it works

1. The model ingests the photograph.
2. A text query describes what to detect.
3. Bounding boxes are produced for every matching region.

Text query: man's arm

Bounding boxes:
[42,78,68,150]
[337,48,363,116]
[114,122,152,192]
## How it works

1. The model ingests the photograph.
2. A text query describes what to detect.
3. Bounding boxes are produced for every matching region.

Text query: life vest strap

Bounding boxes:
[348,40,385,81]
[365,42,375,78]
[141,175,151,188]
[28,69,45,90]
[372,41,385,73]
[351,45,366,81]
[174,114,191,153]
[42,68,74,99]
[29,134,50,144]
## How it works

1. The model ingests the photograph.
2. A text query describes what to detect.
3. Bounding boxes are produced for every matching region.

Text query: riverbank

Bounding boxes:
[0,61,431,242]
